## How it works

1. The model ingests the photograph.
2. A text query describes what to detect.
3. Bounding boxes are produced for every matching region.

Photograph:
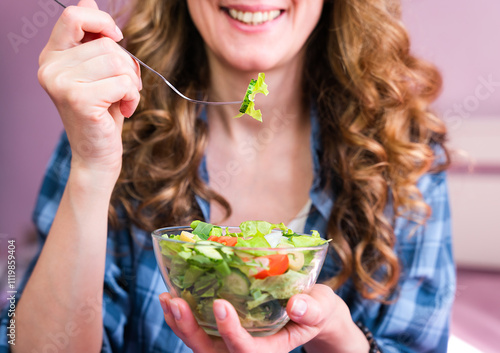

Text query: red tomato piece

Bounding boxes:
[252,254,289,279]
[207,235,237,247]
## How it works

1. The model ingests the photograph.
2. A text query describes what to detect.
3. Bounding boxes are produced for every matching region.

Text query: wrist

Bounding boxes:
[68,164,120,197]
[354,321,380,353]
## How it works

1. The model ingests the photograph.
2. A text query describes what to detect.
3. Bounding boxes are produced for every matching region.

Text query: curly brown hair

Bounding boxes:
[110,0,449,301]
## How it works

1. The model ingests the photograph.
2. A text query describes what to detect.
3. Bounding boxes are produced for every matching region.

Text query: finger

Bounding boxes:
[48,6,122,51]
[258,285,338,350]
[287,284,336,327]
[159,294,216,353]
[102,76,140,118]
[214,299,255,352]
[108,102,125,128]
[82,38,141,86]
[159,293,178,333]
[120,94,141,118]
[77,0,107,45]
[62,38,142,83]
[71,50,141,90]
[66,75,140,118]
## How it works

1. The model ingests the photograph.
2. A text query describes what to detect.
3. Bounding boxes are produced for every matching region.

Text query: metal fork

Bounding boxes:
[53,0,242,106]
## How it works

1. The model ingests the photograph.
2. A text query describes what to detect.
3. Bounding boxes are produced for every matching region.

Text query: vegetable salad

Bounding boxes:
[157,220,329,334]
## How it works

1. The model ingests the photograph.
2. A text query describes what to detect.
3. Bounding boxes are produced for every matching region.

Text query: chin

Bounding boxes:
[224,53,281,73]
[232,62,276,73]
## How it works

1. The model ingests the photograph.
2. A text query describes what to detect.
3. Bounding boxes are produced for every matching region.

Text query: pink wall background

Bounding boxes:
[1,0,499,263]
[403,0,500,118]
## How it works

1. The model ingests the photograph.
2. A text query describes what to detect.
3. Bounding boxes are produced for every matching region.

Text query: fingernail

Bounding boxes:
[159,296,169,315]
[170,299,181,321]
[214,301,227,320]
[291,299,307,317]
[115,25,123,40]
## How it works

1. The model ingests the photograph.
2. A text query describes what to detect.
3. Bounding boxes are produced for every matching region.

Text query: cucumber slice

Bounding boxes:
[220,269,250,296]
[239,79,257,113]
[194,242,223,260]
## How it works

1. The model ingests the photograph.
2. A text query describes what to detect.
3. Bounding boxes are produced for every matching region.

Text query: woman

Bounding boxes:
[1,0,455,352]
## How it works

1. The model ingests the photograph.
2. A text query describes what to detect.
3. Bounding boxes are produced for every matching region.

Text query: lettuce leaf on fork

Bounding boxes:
[234,73,269,122]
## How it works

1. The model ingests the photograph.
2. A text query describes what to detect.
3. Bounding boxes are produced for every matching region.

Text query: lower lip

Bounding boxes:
[224,11,283,33]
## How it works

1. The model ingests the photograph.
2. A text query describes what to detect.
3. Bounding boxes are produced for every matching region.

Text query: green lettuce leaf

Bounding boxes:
[239,220,286,237]
[234,73,269,122]
[191,221,214,240]
[236,236,271,248]
[290,231,329,247]
[182,265,205,288]
[249,270,309,299]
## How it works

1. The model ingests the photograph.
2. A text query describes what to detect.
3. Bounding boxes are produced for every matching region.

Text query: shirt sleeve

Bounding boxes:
[371,170,456,352]
[100,230,134,353]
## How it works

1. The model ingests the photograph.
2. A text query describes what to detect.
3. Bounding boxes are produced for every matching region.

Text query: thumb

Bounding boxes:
[77,0,106,44]
[77,0,99,9]
[287,284,337,326]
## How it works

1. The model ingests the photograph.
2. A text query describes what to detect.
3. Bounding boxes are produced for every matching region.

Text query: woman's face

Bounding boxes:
[186,0,324,72]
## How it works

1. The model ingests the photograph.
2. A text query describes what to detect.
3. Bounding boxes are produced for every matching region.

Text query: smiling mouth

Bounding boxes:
[221,7,283,25]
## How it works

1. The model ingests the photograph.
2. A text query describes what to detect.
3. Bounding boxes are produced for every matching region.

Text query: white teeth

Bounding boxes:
[243,11,252,23]
[253,12,263,24]
[227,9,281,25]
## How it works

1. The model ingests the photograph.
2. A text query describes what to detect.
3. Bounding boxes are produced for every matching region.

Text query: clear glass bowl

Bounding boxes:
[152,226,329,337]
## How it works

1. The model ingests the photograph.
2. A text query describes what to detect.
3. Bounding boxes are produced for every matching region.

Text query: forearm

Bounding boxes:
[13,168,115,353]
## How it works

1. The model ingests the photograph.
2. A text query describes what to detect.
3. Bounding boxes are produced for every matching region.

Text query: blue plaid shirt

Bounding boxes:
[1,111,455,353]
